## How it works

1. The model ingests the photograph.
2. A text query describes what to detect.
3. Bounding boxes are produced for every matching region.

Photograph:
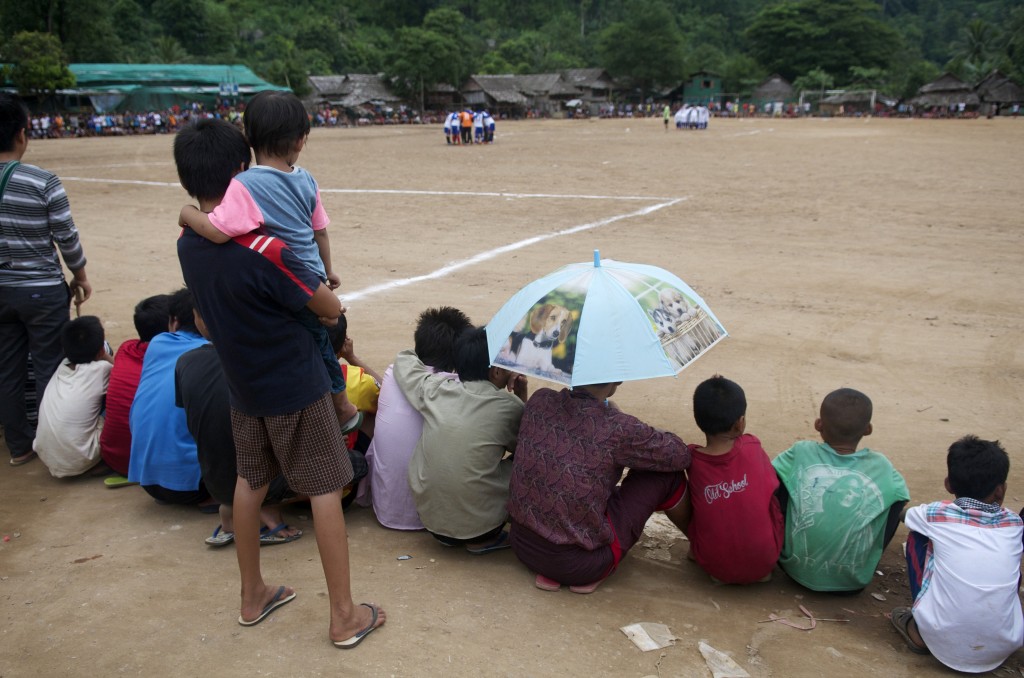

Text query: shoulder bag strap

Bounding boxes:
[0,160,20,203]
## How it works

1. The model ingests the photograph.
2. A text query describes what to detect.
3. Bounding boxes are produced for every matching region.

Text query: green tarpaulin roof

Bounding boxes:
[68,64,288,90]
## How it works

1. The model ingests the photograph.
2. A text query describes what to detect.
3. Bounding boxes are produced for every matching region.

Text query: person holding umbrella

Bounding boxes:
[507,379,690,593]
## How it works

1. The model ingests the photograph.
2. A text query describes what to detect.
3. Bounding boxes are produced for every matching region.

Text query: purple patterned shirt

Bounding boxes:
[508,387,690,550]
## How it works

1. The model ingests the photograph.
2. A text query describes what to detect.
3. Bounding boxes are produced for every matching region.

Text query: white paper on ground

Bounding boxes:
[620,622,677,652]
[698,640,751,678]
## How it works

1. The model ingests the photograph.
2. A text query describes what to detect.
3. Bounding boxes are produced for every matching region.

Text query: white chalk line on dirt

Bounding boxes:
[341,198,686,304]
[61,176,679,202]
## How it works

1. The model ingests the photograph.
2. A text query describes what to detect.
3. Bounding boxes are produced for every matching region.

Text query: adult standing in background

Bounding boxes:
[0,92,92,466]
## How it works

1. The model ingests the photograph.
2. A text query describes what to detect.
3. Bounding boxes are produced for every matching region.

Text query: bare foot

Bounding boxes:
[240,584,296,625]
[330,602,386,645]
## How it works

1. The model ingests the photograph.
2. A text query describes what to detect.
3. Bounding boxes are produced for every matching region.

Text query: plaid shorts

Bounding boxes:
[230,392,353,497]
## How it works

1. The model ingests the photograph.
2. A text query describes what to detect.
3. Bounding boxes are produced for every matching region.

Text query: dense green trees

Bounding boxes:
[1,0,1022,99]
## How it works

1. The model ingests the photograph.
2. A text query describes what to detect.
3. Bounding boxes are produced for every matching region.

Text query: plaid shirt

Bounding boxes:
[922,498,1023,529]
[0,161,85,286]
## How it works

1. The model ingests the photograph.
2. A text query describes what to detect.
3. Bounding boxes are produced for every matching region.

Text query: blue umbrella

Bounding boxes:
[487,250,727,387]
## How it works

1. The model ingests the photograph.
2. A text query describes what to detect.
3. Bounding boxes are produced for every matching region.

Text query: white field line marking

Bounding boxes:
[52,161,172,171]
[320,188,678,201]
[61,176,679,202]
[342,198,685,303]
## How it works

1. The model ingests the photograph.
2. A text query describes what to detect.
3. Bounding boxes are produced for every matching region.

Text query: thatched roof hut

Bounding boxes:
[750,74,795,105]
[307,74,402,109]
[976,70,1024,109]
[910,73,979,109]
[462,75,529,115]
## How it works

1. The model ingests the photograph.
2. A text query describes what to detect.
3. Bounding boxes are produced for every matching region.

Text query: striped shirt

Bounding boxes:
[0,161,85,287]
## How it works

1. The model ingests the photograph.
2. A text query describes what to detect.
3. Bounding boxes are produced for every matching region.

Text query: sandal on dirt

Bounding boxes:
[260,524,302,546]
[104,475,138,489]
[535,574,561,592]
[205,525,235,547]
[890,607,930,655]
[465,530,510,555]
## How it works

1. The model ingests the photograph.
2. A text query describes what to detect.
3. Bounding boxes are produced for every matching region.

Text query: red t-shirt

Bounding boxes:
[99,339,148,475]
[686,433,784,583]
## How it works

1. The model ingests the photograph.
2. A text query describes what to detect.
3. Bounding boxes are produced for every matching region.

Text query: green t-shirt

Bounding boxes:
[772,440,910,591]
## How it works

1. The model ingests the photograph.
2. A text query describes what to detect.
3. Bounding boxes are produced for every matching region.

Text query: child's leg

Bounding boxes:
[905,529,930,600]
[235,476,293,622]
[882,500,908,549]
[309,489,387,642]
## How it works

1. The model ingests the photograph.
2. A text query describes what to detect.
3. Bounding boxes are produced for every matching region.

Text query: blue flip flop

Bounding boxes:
[260,524,303,546]
[205,525,235,547]
[238,586,296,626]
[333,603,383,649]
[465,530,511,555]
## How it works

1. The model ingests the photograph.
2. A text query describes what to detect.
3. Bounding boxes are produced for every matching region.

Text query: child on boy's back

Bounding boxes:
[33,316,113,477]
[178,91,359,432]
[890,436,1023,672]
[773,388,910,593]
[678,376,783,584]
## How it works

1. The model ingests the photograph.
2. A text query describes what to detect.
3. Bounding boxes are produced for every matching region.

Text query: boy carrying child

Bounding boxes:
[178,91,360,435]
[773,388,909,593]
[175,117,384,647]
[677,376,783,584]
[891,435,1023,672]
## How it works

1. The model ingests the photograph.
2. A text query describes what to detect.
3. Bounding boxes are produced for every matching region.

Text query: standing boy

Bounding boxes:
[891,436,1023,672]
[175,118,384,647]
[0,92,92,466]
[773,388,910,592]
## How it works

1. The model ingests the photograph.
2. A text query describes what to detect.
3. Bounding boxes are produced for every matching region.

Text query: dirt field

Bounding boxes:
[3,116,1024,677]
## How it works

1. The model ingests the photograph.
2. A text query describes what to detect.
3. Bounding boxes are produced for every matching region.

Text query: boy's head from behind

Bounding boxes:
[693,375,746,435]
[946,435,1009,503]
[61,316,105,365]
[0,92,29,153]
[415,306,472,372]
[173,118,250,202]
[326,314,349,355]
[244,91,310,159]
[134,294,170,343]
[454,326,492,382]
[816,388,872,448]
[168,288,198,334]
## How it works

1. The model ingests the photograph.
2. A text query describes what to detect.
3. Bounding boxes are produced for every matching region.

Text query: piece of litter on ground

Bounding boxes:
[871,592,886,601]
[396,555,412,561]
[698,640,751,678]
[620,622,677,652]
[2,535,9,542]
[875,570,884,576]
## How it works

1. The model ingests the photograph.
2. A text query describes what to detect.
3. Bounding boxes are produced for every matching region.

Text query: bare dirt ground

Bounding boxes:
[2,116,1024,677]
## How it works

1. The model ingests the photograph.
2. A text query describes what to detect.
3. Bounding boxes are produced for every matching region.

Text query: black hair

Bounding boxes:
[243,91,310,159]
[326,314,349,354]
[819,388,872,445]
[168,288,197,334]
[947,435,1010,501]
[61,316,105,364]
[0,92,30,153]
[133,294,170,343]
[173,118,251,202]
[414,306,472,371]
[453,326,491,382]
[692,375,746,435]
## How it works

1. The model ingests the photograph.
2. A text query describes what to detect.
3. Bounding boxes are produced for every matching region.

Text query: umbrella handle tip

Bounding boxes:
[594,250,601,267]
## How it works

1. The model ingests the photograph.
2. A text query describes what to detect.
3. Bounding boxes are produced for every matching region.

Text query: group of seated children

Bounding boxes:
[16,94,1021,669]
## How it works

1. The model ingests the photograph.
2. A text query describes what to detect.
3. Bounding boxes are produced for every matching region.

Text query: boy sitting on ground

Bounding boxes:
[360,307,472,530]
[33,316,113,477]
[100,294,169,479]
[394,326,526,553]
[677,376,783,584]
[773,388,910,593]
[891,435,1023,672]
